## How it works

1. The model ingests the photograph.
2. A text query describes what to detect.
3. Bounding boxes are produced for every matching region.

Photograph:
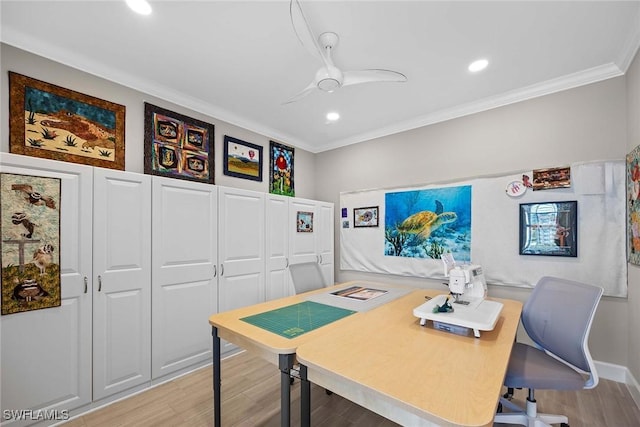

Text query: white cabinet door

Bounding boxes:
[92,168,151,400]
[1,153,93,417]
[266,194,291,300]
[151,176,217,380]
[218,187,265,313]
[288,198,318,265]
[316,201,335,285]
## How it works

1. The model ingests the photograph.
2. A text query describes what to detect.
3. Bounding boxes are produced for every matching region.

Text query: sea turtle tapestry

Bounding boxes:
[384,186,472,261]
[1,173,61,315]
[9,72,125,170]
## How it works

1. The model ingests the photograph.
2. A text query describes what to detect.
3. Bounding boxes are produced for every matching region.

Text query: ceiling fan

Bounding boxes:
[284,0,407,104]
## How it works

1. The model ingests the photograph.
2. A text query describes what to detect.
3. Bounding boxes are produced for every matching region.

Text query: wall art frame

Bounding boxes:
[532,166,571,191]
[519,200,577,257]
[297,211,313,232]
[353,206,379,228]
[223,135,263,181]
[144,102,214,184]
[627,145,640,264]
[9,71,126,170]
[269,140,295,197]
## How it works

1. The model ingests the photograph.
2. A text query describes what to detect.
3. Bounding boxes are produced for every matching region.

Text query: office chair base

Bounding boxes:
[495,397,569,427]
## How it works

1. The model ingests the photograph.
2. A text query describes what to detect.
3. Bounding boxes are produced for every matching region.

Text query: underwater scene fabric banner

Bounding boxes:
[384,186,471,261]
[340,160,626,297]
[1,173,61,315]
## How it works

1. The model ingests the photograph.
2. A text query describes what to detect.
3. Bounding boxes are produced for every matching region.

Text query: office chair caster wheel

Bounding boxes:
[289,377,295,385]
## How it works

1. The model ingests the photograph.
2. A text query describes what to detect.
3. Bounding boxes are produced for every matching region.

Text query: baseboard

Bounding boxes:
[595,360,640,409]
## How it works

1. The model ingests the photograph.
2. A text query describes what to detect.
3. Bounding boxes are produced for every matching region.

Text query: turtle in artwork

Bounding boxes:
[396,200,457,240]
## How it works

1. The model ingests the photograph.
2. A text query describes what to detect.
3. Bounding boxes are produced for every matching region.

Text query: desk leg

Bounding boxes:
[212,326,221,427]
[278,354,294,427]
[300,364,311,427]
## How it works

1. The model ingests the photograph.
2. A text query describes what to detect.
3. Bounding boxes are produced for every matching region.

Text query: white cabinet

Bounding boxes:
[266,194,290,300]
[217,186,266,353]
[151,176,217,380]
[1,153,93,420]
[92,169,151,400]
[316,201,335,285]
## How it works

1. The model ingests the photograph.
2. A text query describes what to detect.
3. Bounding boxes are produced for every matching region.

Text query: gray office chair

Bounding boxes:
[289,261,326,294]
[495,276,603,427]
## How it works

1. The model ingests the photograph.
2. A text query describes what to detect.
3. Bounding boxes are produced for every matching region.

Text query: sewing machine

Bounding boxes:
[442,254,487,306]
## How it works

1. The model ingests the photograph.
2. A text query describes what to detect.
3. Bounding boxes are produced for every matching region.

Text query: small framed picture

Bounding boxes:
[519,201,577,257]
[354,206,379,228]
[223,135,263,181]
[532,166,571,191]
[296,211,313,232]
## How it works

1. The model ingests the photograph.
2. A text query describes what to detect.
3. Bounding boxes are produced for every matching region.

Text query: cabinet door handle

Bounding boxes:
[98,275,102,292]
[319,254,323,264]
[84,276,88,294]
[213,265,217,277]
[220,264,224,277]
[285,257,289,268]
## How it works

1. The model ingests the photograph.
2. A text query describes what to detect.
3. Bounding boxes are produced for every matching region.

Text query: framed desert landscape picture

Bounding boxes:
[9,71,126,170]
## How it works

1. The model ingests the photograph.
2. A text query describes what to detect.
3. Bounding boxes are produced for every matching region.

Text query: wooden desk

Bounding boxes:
[208,282,404,427]
[296,289,522,427]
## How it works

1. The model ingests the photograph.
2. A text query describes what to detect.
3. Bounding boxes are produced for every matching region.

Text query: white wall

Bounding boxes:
[0,43,316,199]
[316,76,631,367]
[626,50,640,382]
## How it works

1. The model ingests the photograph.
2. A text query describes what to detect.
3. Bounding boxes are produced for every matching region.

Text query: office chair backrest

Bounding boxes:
[289,262,326,294]
[523,276,603,388]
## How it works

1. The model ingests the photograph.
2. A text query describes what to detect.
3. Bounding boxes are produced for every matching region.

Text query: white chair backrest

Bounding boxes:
[523,276,603,388]
[289,262,326,294]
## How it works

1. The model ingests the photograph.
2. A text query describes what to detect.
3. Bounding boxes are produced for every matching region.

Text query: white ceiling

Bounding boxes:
[2,1,639,153]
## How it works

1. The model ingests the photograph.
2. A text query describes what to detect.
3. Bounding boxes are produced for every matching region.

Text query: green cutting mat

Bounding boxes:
[240,301,356,339]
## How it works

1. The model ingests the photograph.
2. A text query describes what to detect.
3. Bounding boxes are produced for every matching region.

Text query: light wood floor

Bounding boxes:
[64,350,640,427]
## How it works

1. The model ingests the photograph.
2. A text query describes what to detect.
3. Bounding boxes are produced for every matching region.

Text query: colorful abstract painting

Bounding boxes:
[627,145,640,265]
[384,185,472,261]
[1,173,61,315]
[144,103,214,183]
[9,72,126,170]
[269,141,295,196]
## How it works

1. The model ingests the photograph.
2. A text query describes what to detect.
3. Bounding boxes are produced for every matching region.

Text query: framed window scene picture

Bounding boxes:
[519,201,577,257]
[144,103,214,184]
[354,206,379,227]
[223,135,263,182]
[8,71,126,170]
[269,141,294,197]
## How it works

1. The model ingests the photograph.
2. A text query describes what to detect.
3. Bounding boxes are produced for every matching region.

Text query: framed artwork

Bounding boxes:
[627,145,640,264]
[354,206,379,227]
[9,71,126,170]
[519,201,577,257]
[144,103,214,184]
[1,173,62,315]
[223,135,263,181]
[269,141,295,196]
[297,211,313,232]
[532,166,571,191]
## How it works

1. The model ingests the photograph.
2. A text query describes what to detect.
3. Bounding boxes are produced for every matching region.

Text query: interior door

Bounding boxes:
[0,153,93,418]
[288,198,317,265]
[151,176,217,379]
[266,194,290,300]
[92,168,151,400]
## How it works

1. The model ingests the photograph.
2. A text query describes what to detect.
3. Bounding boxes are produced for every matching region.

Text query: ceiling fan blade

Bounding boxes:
[290,0,331,68]
[282,80,317,104]
[342,69,408,87]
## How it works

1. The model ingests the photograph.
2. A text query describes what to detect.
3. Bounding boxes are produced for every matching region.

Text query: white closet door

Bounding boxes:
[151,176,217,379]
[266,194,291,300]
[218,187,265,353]
[0,153,93,415]
[92,168,151,400]
[316,202,335,285]
[288,198,318,265]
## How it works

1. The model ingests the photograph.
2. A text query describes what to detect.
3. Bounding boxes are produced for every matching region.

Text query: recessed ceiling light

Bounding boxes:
[468,59,489,73]
[326,112,340,122]
[126,0,152,15]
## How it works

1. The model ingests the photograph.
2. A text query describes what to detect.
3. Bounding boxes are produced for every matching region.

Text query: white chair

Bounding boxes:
[495,276,603,427]
[289,261,326,294]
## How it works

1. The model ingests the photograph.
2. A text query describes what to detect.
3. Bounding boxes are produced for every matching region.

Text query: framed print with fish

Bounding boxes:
[269,141,295,196]
[223,135,263,181]
[9,71,126,170]
[1,173,61,315]
[354,206,379,227]
[144,103,214,184]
